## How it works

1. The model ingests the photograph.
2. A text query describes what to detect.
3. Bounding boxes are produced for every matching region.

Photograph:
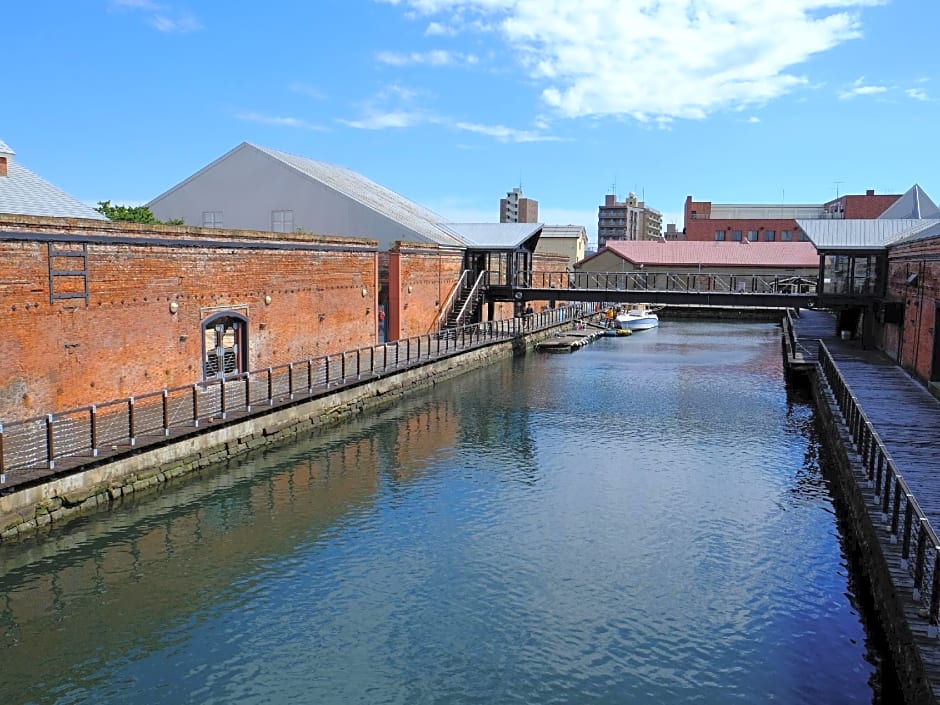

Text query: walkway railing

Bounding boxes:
[0,306,580,491]
[533,270,816,295]
[818,341,940,632]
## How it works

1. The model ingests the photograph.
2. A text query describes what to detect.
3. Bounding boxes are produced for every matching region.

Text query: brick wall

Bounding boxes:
[684,217,800,242]
[389,243,464,339]
[885,236,940,383]
[0,215,378,421]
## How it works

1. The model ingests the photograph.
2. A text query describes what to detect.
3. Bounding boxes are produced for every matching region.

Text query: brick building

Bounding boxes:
[0,141,554,422]
[683,185,938,243]
[0,214,378,421]
[799,217,940,396]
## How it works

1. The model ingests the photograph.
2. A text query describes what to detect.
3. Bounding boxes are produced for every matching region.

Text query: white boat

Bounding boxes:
[616,306,660,331]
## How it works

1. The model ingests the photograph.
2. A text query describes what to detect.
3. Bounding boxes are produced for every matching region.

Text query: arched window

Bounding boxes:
[202,312,248,379]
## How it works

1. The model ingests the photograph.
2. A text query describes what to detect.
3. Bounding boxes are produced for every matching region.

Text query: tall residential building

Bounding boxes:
[500,187,539,223]
[597,192,662,247]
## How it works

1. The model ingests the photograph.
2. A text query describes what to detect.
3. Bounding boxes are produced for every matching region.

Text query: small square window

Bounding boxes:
[202,211,223,229]
[764,230,775,241]
[732,230,742,241]
[747,230,758,242]
[715,231,726,241]
[781,230,793,241]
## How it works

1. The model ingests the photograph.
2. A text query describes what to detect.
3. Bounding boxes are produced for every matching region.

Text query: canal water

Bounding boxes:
[0,321,898,704]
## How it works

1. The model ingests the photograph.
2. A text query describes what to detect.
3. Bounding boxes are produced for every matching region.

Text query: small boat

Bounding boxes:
[616,306,660,331]
[603,327,632,337]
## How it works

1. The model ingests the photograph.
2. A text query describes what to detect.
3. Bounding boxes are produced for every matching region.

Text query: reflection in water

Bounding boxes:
[0,321,898,705]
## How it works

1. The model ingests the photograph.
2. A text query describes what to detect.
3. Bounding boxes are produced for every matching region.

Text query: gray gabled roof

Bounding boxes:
[250,143,468,247]
[797,218,939,251]
[441,222,542,249]
[540,224,587,240]
[878,184,940,219]
[0,142,106,220]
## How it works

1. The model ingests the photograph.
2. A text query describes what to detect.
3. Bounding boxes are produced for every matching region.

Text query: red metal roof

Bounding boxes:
[585,240,818,268]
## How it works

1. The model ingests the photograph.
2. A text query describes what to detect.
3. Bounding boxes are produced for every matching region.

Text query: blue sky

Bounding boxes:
[4,0,938,243]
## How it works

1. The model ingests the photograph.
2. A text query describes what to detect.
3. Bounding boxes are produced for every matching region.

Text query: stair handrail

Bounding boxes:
[452,270,488,329]
[430,269,470,333]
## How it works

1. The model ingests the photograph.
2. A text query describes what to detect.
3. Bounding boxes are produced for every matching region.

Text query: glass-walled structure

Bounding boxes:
[820,252,886,301]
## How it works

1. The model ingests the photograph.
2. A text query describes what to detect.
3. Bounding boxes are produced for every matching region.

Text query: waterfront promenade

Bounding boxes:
[791,309,940,526]
[791,308,940,703]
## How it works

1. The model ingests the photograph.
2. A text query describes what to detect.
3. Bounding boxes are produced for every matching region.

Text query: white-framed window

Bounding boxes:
[202,211,223,229]
[272,210,294,233]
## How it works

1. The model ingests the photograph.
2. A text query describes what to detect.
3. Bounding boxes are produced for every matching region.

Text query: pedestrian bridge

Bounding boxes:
[488,270,818,308]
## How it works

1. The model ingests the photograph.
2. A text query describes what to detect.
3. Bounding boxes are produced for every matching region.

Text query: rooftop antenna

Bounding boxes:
[834,181,844,198]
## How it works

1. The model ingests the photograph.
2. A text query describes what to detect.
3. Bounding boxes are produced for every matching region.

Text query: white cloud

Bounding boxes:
[236,112,327,130]
[906,88,929,101]
[342,84,556,141]
[453,121,562,142]
[150,13,201,33]
[747,116,761,123]
[340,111,437,129]
[376,50,479,66]
[377,0,884,121]
[425,21,457,36]
[110,0,202,33]
[839,76,888,99]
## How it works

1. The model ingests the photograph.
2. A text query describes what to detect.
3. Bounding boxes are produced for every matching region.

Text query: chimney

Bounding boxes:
[866,189,875,196]
[0,140,14,178]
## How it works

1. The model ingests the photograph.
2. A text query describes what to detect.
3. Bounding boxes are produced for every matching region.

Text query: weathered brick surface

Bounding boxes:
[0,215,378,421]
[390,243,464,338]
[884,237,940,383]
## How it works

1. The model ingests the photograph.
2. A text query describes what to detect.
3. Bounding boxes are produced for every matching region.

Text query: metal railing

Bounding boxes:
[818,341,940,631]
[431,269,469,333]
[0,305,583,490]
[452,271,487,329]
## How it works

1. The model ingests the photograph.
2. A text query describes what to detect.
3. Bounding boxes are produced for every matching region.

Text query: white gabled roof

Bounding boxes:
[251,143,467,247]
[441,222,541,248]
[878,184,940,219]
[0,141,106,220]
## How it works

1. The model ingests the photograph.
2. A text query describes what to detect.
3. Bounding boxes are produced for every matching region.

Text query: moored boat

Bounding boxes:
[616,306,660,331]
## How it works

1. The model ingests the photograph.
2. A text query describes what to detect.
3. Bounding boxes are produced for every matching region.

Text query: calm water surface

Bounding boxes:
[0,321,896,704]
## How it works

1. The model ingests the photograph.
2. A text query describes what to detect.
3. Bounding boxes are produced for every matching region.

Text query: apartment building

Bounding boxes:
[597,192,662,247]
[500,187,539,223]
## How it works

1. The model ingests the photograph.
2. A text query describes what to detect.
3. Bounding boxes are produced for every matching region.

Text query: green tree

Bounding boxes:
[95,201,185,225]
[95,200,159,223]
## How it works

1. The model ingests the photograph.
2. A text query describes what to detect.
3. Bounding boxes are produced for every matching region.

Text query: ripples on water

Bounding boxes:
[0,321,896,704]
